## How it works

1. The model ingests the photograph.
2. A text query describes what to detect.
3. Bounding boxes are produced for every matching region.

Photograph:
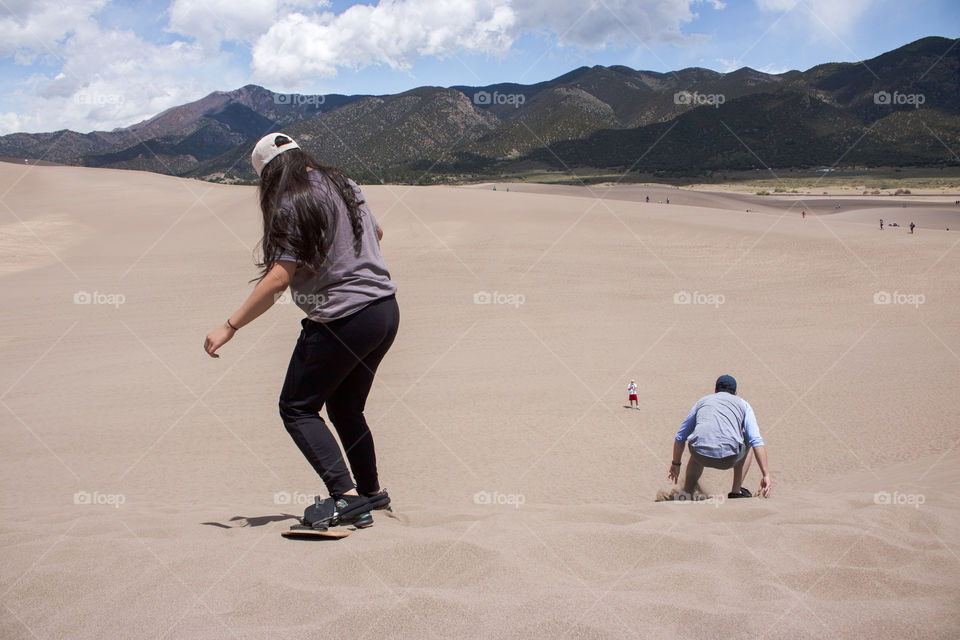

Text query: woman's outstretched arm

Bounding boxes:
[204,260,297,358]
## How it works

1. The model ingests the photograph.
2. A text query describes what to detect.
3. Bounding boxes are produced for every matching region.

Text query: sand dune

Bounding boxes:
[1,163,958,639]
[0,216,94,276]
[473,182,960,225]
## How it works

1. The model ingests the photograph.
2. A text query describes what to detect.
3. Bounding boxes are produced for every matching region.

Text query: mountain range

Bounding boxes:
[2,36,957,184]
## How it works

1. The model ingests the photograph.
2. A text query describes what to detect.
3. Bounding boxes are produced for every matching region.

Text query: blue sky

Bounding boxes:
[0,0,957,134]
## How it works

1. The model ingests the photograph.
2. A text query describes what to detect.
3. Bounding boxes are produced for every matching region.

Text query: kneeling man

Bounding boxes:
[668,375,771,498]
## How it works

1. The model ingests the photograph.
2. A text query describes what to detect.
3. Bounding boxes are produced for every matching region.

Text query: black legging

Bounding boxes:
[278,295,399,496]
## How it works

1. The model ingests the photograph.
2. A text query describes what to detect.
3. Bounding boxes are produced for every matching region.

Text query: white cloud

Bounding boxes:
[2,0,713,133]
[513,0,696,49]
[716,57,741,72]
[0,112,22,135]
[6,11,242,133]
[251,0,518,85]
[755,63,791,74]
[0,0,107,61]
[251,0,702,87]
[167,0,321,50]
[716,57,791,74]
[755,0,877,35]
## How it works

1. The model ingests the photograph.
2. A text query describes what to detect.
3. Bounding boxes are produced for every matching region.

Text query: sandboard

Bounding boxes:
[281,524,352,540]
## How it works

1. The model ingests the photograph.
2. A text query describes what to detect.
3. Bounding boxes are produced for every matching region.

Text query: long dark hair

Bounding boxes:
[255,134,365,281]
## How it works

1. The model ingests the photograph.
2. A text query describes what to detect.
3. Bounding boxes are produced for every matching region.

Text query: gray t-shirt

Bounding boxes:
[276,170,396,322]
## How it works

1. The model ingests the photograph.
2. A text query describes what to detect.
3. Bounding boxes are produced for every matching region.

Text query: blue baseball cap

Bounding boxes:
[715,375,737,393]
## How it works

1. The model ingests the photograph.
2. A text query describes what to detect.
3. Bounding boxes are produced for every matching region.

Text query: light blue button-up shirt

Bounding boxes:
[675,392,764,459]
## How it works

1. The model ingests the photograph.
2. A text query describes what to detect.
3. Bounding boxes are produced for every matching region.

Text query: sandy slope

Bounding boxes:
[1,163,958,639]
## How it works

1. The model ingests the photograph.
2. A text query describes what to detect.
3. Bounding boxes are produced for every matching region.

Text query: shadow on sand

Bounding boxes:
[201,514,299,529]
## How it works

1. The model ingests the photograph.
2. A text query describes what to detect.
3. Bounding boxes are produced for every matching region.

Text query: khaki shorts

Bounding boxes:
[690,441,750,470]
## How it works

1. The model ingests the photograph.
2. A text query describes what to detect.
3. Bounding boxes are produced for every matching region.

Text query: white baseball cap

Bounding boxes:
[251,132,300,177]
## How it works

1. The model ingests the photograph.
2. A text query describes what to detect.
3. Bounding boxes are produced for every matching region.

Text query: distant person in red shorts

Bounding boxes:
[627,380,639,409]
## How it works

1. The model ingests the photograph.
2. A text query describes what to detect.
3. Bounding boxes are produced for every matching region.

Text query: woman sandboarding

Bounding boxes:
[204,133,399,532]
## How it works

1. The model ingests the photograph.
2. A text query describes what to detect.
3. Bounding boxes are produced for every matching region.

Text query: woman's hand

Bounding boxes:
[203,262,295,359]
[204,323,235,358]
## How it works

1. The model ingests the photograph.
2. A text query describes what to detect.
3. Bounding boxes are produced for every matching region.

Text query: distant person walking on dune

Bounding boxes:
[627,380,638,409]
[801,210,806,220]
[204,132,398,530]
[910,222,915,234]
[880,219,884,230]
[667,375,771,499]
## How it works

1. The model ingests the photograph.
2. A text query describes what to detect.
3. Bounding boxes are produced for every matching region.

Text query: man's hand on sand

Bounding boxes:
[667,463,680,484]
[204,324,235,358]
[757,474,772,498]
